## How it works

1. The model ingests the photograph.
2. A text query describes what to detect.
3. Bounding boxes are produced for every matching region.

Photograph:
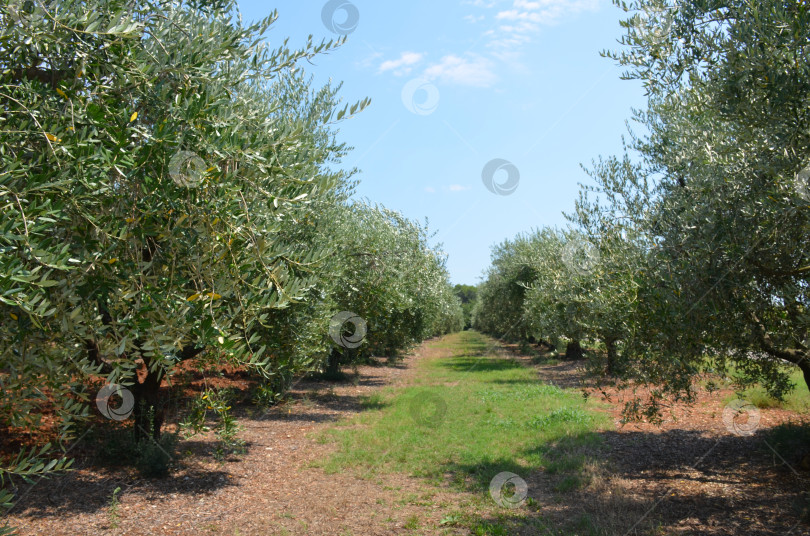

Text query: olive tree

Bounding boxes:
[0,0,368,506]
[520,228,593,360]
[567,0,810,413]
[476,0,810,415]
[472,232,542,341]
[474,228,590,358]
[565,152,654,374]
[320,202,462,376]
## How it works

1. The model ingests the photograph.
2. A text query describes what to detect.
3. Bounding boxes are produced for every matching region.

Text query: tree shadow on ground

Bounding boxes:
[439,424,810,535]
[365,357,410,369]
[3,460,232,521]
[436,356,525,374]
[251,390,391,424]
[532,359,589,390]
[583,426,810,535]
[296,376,390,390]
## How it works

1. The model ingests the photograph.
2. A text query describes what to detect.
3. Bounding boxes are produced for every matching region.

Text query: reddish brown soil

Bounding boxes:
[2,339,480,536]
[3,337,810,535]
[502,343,810,536]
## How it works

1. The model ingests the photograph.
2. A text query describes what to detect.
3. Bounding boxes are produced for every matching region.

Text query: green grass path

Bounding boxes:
[315,331,611,535]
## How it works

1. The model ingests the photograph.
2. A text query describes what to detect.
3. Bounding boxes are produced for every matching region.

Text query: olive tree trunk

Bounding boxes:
[605,337,618,376]
[565,340,583,360]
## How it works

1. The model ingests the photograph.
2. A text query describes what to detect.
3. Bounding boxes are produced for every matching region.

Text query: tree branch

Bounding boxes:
[85,339,114,376]
[177,344,206,361]
[5,67,76,89]
[750,312,806,364]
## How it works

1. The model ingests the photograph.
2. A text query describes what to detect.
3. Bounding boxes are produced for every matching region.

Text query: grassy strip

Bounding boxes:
[728,367,810,412]
[315,331,612,534]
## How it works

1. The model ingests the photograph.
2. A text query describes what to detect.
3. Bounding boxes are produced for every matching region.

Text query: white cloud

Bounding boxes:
[424,54,497,87]
[448,184,471,192]
[463,0,498,6]
[495,0,600,27]
[497,22,539,34]
[379,52,424,76]
[356,51,383,70]
[481,0,601,62]
[425,186,437,193]
[496,9,543,22]
[376,1,601,87]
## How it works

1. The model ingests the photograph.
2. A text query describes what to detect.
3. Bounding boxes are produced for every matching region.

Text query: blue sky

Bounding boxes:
[236,0,647,285]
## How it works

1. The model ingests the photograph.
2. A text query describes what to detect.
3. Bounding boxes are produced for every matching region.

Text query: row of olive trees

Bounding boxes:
[472,225,642,370]
[315,201,463,377]
[474,0,810,420]
[0,0,461,521]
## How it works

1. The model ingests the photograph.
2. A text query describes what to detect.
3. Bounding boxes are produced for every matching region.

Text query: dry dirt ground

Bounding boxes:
[501,342,810,536]
[3,339,482,536]
[4,336,810,535]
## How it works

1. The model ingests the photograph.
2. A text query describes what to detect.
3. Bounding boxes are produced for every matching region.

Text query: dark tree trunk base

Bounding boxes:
[606,338,618,376]
[132,363,165,442]
[323,348,347,381]
[800,360,810,397]
[536,338,556,352]
[565,340,583,360]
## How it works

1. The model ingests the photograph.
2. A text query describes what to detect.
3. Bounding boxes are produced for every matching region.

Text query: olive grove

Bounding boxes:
[474,0,810,419]
[0,0,461,522]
